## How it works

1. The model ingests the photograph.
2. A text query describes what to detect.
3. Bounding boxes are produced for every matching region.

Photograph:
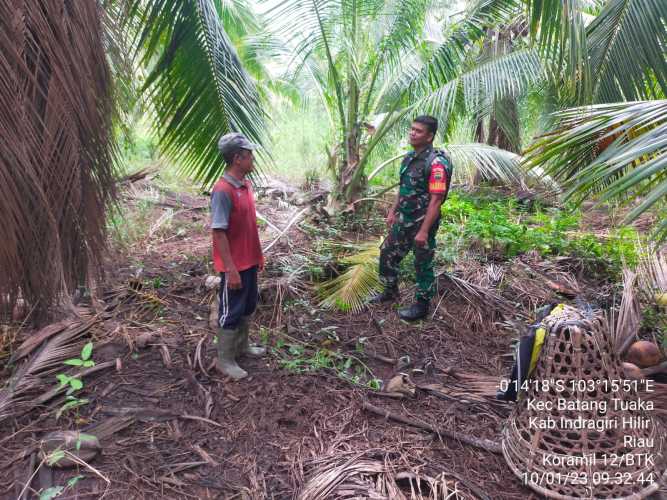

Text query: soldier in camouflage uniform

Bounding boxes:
[370,116,453,321]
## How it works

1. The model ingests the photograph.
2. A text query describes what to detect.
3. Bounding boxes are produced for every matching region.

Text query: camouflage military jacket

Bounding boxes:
[397,146,451,220]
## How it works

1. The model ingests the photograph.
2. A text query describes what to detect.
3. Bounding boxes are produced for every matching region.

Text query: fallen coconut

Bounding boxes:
[41,431,100,468]
[622,362,643,380]
[655,292,667,307]
[626,340,661,368]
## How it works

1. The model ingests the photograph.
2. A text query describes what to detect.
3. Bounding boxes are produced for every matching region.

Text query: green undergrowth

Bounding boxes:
[437,191,640,277]
[268,328,381,389]
[259,322,381,390]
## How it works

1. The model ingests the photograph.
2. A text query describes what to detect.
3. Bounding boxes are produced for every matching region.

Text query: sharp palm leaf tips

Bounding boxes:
[318,241,382,313]
[0,2,116,321]
[447,143,523,185]
[524,100,667,240]
[128,0,267,188]
[368,143,541,188]
[587,0,667,103]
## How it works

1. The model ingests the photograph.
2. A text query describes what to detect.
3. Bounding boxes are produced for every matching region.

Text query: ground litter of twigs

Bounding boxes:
[1,177,665,499]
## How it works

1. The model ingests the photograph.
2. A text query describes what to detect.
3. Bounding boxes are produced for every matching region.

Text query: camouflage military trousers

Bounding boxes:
[379,216,440,301]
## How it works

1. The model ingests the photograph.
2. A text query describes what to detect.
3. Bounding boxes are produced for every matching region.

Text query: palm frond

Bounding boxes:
[526,0,591,102]
[298,453,475,500]
[524,100,667,240]
[129,0,267,187]
[102,0,139,121]
[414,48,544,134]
[462,48,544,114]
[0,1,116,320]
[447,143,525,185]
[318,241,381,313]
[587,0,667,103]
[0,319,97,422]
[386,0,523,104]
[268,0,347,127]
[611,268,641,354]
[637,243,667,298]
[367,142,541,188]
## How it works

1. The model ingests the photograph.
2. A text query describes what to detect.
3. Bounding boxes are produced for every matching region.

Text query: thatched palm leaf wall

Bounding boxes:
[0,1,115,320]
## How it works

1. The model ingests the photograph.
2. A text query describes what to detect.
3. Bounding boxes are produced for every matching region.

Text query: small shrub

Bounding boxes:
[437,191,641,275]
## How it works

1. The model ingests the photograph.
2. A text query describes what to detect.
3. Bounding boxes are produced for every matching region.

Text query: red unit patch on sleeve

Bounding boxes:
[428,163,447,193]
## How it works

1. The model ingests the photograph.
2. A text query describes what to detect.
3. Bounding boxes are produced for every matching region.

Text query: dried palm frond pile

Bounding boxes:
[0,316,107,422]
[609,267,642,355]
[637,247,667,307]
[0,1,116,321]
[103,279,167,322]
[434,261,519,332]
[502,256,580,310]
[298,453,478,500]
[419,373,508,415]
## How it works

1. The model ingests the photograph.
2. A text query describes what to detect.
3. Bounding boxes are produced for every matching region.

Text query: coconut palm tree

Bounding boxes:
[523,0,667,240]
[316,0,667,309]
[127,0,269,186]
[0,0,269,320]
[266,0,543,207]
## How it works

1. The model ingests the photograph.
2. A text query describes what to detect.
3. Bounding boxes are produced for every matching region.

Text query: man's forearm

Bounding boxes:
[418,195,444,234]
[213,229,236,271]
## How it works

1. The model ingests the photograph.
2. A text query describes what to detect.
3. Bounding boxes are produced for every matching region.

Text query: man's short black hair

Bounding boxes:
[413,115,438,137]
[223,147,244,166]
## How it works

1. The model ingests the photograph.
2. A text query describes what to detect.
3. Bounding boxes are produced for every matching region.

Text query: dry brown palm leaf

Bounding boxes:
[612,267,642,355]
[439,272,517,320]
[0,1,116,322]
[418,372,508,415]
[637,246,667,301]
[10,319,80,364]
[298,453,477,500]
[103,280,167,321]
[0,318,100,421]
[502,261,553,310]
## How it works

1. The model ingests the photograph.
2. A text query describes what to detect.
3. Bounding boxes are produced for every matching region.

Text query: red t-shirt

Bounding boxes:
[211,176,263,273]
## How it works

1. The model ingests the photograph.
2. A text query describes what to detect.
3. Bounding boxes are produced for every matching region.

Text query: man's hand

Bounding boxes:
[387,210,397,228]
[226,268,242,289]
[414,231,428,247]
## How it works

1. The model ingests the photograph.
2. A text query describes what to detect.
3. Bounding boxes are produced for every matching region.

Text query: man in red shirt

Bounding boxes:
[211,133,266,379]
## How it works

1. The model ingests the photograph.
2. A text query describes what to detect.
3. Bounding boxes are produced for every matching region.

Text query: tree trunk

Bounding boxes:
[332,75,367,208]
[472,119,486,186]
[488,98,520,154]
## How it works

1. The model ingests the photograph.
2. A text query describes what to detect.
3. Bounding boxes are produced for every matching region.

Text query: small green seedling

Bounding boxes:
[55,342,95,419]
[38,474,84,500]
[63,342,95,369]
[39,486,64,500]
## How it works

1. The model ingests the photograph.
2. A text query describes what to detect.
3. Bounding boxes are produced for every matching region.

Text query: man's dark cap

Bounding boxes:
[217,132,260,155]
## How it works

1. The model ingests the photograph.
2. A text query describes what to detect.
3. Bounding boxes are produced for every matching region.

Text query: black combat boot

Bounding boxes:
[369,286,399,304]
[398,299,429,321]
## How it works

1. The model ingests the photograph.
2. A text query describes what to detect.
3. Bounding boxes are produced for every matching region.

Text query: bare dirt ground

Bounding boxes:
[1,177,665,499]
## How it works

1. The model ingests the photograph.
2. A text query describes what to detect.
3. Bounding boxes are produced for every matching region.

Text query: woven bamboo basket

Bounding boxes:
[502,305,666,499]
